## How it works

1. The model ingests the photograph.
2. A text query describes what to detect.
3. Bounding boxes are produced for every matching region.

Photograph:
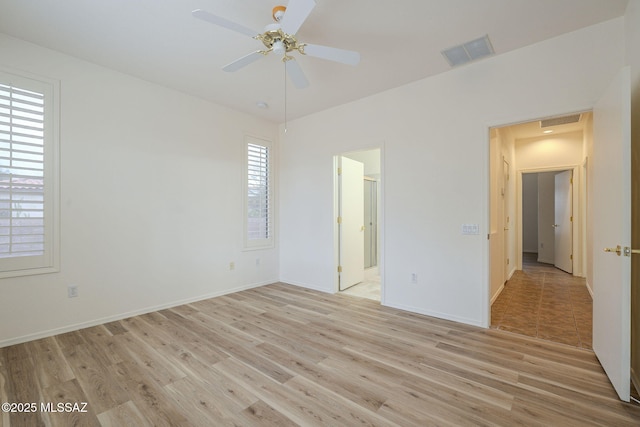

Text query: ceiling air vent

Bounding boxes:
[441,35,494,67]
[540,114,581,128]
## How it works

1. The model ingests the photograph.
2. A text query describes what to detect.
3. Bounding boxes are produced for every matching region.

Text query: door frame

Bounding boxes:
[333,147,385,302]
[515,165,584,277]
[363,176,379,270]
[502,157,511,282]
[484,108,592,328]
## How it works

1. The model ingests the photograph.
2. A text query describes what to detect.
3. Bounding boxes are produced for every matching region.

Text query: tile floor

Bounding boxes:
[491,252,593,349]
[340,269,381,302]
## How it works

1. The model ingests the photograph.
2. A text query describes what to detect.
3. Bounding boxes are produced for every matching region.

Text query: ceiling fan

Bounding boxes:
[192,0,360,89]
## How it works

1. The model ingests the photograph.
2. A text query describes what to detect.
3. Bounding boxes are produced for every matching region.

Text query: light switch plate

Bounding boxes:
[462,224,480,235]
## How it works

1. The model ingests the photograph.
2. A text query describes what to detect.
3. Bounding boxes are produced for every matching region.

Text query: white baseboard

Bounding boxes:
[585,280,594,299]
[0,280,274,349]
[384,300,483,328]
[278,278,333,294]
[491,283,506,305]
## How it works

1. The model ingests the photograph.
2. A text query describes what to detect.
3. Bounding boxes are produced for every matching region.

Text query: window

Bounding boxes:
[244,136,273,249]
[0,70,59,278]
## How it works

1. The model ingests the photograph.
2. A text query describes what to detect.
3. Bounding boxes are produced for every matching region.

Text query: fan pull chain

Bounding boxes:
[283,59,288,133]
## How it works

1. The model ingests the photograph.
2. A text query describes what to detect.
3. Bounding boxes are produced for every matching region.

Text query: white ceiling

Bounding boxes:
[0,0,629,123]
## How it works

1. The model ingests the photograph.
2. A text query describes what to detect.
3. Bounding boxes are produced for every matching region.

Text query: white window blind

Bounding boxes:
[245,137,273,248]
[0,70,58,277]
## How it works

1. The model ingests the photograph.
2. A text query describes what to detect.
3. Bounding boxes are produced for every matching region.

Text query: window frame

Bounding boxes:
[0,68,60,278]
[243,135,274,250]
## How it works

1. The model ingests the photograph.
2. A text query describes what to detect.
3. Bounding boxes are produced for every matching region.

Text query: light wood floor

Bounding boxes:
[2,282,640,426]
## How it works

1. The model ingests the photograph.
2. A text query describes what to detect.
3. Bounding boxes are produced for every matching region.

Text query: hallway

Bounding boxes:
[491,253,592,349]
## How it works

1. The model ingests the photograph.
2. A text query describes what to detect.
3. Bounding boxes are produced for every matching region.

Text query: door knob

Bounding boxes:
[604,245,622,256]
[552,224,559,228]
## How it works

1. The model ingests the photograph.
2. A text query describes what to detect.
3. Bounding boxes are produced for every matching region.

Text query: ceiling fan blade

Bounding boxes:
[192,9,258,38]
[303,44,361,66]
[280,0,316,35]
[285,59,309,89]
[223,51,265,72]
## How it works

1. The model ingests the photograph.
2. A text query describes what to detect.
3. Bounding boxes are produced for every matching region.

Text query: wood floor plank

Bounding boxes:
[121,315,224,367]
[284,374,396,426]
[96,401,152,427]
[61,344,129,415]
[54,330,86,350]
[180,357,260,411]
[137,310,231,363]
[0,352,46,427]
[102,321,128,336]
[105,361,190,427]
[239,400,298,427]
[112,333,187,387]
[42,378,101,427]
[342,341,516,411]
[1,282,639,426]
[23,337,75,391]
[230,319,329,364]
[77,326,125,366]
[162,376,245,426]
[213,356,333,426]
[252,341,390,413]
[0,352,9,427]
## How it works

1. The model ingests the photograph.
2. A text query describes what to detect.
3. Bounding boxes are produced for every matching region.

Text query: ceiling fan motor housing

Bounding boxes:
[257,26,303,55]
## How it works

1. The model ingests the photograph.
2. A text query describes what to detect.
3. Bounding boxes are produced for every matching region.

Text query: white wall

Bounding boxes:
[279,18,625,327]
[0,34,278,346]
[521,174,538,253]
[515,131,585,170]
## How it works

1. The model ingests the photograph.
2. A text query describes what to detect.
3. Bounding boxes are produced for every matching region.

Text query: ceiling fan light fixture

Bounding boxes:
[273,40,286,55]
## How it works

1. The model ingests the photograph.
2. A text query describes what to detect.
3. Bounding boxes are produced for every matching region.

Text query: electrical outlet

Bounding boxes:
[411,273,418,284]
[229,261,235,270]
[256,258,260,266]
[67,285,78,298]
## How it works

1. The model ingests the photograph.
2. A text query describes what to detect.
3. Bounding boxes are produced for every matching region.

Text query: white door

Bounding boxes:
[339,156,364,290]
[592,67,631,402]
[554,170,573,273]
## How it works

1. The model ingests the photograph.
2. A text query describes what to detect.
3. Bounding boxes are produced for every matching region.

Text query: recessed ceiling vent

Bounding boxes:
[540,114,581,128]
[441,35,494,67]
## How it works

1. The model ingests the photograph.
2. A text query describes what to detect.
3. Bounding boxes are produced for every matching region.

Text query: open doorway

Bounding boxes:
[334,148,382,302]
[489,112,592,348]
[522,170,574,273]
